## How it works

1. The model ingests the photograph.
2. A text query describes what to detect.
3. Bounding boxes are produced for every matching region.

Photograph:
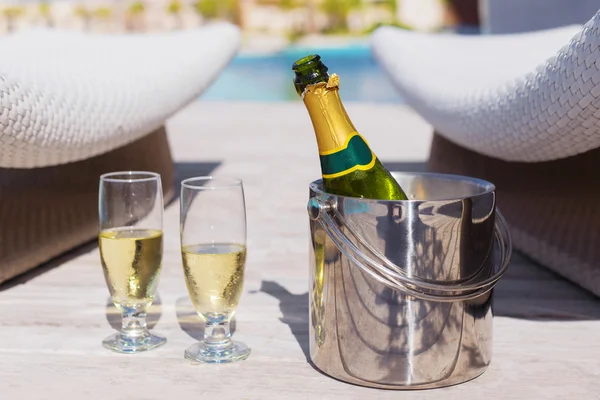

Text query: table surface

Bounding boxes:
[1,102,599,400]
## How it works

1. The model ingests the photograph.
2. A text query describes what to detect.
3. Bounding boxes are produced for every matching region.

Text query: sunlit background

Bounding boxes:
[0,0,475,102]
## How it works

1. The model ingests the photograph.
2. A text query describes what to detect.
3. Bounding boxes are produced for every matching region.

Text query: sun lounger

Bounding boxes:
[0,23,241,284]
[371,10,600,296]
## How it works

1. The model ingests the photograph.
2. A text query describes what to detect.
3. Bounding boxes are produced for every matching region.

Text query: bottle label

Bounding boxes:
[319,133,375,179]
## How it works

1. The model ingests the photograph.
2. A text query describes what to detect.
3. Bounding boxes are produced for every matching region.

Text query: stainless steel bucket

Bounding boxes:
[307,172,511,390]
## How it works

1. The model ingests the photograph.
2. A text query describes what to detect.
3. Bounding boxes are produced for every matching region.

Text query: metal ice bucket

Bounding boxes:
[307,172,511,390]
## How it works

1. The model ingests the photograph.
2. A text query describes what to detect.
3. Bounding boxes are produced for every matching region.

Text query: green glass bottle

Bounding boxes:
[292,54,408,200]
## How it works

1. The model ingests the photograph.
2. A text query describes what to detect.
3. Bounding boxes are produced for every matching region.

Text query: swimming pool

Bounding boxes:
[200,44,403,103]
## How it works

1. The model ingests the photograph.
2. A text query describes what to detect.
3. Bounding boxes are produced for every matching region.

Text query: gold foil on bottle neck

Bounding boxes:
[302,74,339,98]
[303,74,357,153]
[326,73,340,89]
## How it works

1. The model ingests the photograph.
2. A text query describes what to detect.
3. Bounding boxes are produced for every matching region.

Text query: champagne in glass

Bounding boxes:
[98,171,166,353]
[181,243,246,318]
[99,228,163,308]
[180,177,250,363]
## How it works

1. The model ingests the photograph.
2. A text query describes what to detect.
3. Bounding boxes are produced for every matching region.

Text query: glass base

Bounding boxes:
[102,331,166,354]
[184,341,251,364]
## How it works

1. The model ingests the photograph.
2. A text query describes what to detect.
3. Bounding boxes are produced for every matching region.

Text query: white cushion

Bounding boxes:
[371,10,600,162]
[0,23,240,168]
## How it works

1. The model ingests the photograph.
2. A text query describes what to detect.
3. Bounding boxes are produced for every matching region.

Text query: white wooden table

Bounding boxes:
[1,103,598,399]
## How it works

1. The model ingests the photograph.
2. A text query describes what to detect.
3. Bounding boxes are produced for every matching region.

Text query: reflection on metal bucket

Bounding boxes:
[307,172,511,389]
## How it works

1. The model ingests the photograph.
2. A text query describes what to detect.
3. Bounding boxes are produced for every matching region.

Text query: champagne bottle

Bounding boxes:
[292,54,408,200]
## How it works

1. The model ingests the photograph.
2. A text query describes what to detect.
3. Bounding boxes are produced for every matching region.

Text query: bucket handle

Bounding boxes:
[308,197,512,302]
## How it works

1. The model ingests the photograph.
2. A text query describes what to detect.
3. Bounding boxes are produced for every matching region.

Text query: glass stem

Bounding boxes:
[203,320,233,352]
[121,308,148,340]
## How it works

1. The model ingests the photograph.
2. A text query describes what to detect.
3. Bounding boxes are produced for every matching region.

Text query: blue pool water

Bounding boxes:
[200,44,403,103]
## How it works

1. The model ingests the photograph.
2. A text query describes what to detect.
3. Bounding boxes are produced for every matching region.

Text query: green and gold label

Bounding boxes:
[319,132,375,179]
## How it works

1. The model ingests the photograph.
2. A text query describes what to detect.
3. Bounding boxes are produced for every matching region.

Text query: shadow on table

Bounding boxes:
[175,296,237,341]
[105,293,164,330]
[492,252,600,320]
[253,258,599,365]
[258,280,310,361]
[167,161,221,205]
[0,241,98,292]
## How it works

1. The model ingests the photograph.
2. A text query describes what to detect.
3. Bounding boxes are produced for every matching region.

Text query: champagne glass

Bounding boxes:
[180,176,250,363]
[98,171,166,353]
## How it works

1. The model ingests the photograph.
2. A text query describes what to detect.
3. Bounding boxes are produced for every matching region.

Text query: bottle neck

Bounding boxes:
[292,54,329,96]
[302,74,358,154]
